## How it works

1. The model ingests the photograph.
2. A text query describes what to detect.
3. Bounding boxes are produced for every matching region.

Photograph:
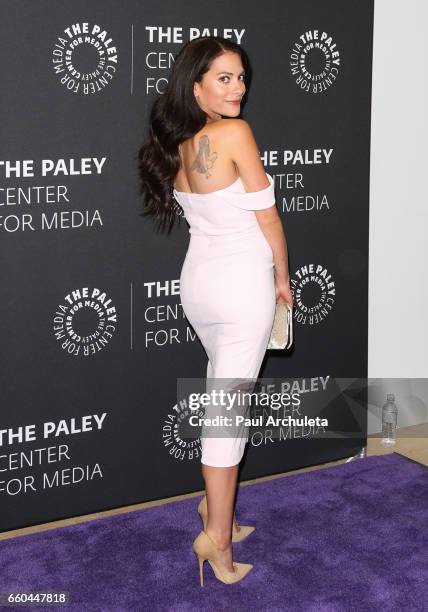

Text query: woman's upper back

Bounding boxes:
[172,118,279,235]
[172,119,277,236]
[174,119,240,195]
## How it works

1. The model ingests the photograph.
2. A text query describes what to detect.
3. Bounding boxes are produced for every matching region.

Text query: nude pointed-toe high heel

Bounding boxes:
[192,530,253,586]
[197,495,256,543]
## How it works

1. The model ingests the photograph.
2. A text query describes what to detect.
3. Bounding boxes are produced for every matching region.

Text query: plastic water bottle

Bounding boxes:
[381,393,398,446]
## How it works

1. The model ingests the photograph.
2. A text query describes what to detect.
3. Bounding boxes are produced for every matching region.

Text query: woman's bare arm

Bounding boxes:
[225,119,290,285]
[256,217,290,283]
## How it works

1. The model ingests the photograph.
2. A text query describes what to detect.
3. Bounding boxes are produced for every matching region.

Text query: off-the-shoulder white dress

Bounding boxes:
[173,173,277,467]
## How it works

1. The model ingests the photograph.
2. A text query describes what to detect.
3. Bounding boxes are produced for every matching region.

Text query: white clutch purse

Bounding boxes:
[267,303,293,350]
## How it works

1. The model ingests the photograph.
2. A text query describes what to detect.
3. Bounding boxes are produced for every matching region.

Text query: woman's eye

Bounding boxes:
[220,75,245,83]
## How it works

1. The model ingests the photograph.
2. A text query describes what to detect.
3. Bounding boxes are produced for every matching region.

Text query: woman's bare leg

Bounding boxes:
[201,463,238,572]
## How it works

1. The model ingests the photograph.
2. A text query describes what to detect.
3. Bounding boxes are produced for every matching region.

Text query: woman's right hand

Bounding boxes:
[275,277,293,309]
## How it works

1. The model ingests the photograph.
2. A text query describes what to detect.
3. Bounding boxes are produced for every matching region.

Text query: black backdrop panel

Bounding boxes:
[0,0,374,531]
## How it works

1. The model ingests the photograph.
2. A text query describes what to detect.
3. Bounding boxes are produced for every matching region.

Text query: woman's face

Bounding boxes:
[194,51,246,123]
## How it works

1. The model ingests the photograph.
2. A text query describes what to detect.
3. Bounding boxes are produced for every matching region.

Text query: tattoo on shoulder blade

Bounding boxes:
[190,134,218,179]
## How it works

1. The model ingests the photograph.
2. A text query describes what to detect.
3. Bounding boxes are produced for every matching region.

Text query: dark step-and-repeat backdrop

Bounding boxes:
[1,1,374,532]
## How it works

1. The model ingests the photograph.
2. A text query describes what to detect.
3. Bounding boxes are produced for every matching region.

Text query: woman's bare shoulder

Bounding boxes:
[214,118,252,135]
[207,120,253,168]
[186,118,252,158]
[197,118,252,136]
[215,118,255,148]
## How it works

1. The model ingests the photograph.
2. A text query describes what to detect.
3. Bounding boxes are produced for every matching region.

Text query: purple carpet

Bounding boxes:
[1,452,427,611]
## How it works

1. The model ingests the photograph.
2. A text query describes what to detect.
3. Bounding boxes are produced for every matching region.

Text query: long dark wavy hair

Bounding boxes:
[137,36,252,234]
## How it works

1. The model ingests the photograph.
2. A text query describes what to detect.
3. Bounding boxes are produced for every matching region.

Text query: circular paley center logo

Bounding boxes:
[52,287,118,356]
[290,29,341,94]
[52,22,118,94]
[162,402,203,462]
[291,263,336,325]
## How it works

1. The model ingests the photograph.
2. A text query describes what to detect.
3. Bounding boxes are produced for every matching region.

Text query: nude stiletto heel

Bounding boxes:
[197,554,205,587]
[192,530,253,586]
[197,495,255,543]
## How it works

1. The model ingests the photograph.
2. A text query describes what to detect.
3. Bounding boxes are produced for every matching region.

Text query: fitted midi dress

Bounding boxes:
[173,172,277,467]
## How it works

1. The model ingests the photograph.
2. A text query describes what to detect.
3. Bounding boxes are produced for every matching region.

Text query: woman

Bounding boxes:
[138,36,293,586]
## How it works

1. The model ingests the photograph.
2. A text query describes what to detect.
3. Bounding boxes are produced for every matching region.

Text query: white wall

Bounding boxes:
[368,0,428,431]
